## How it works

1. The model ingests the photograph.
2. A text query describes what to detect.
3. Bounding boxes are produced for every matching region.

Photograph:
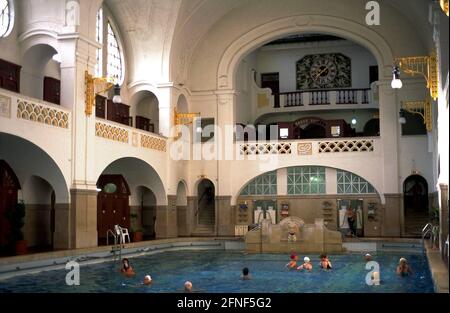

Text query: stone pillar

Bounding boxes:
[439,184,448,256]
[377,81,400,195]
[187,196,197,235]
[382,194,402,237]
[53,203,71,249]
[70,189,98,248]
[155,196,178,238]
[217,196,234,236]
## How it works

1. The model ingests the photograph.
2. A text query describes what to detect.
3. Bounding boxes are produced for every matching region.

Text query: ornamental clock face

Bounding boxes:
[296,53,351,90]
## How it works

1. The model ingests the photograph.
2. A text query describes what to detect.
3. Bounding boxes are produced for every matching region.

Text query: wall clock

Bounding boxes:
[296,53,351,90]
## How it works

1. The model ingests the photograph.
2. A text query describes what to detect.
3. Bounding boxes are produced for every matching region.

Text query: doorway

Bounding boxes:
[197,179,215,226]
[261,72,280,108]
[97,174,130,244]
[253,200,277,224]
[0,160,21,254]
[403,175,429,236]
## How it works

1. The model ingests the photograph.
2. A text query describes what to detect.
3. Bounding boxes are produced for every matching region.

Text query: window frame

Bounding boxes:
[0,0,14,38]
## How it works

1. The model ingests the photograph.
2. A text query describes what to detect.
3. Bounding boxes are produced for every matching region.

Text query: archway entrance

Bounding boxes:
[0,160,21,255]
[136,186,156,240]
[97,174,130,244]
[196,179,215,234]
[404,175,429,237]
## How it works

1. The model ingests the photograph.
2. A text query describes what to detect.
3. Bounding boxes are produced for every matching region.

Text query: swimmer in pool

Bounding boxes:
[297,256,313,271]
[365,253,373,262]
[319,254,332,270]
[241,267,251,280]
[143,275,152,285]
[184,281,193,292]
[396,258,413,276]
[120,258,135,277]
[285,253,298,269]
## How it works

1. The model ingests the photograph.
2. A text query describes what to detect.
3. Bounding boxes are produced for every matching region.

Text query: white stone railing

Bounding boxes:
[239,142,292,155]
[95,119,167,152]
[0,89,71,129]
[318,139,374,153]
[238,138,377,156]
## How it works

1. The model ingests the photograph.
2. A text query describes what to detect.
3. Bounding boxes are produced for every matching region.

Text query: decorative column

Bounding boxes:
[58,32,100,248]
[378,80,401,237]
[215,92,236,236]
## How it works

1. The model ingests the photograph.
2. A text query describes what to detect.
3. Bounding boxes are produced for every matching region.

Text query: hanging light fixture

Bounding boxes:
[391,66,403,89]
[112,83,122,104]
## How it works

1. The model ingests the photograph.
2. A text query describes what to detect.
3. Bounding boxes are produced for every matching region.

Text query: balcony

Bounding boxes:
[254,85,377,119]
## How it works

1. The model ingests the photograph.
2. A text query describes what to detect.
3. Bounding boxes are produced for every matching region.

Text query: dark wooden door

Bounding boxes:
[95,95,106,119]
[261,72,280,108]
[97,175,130,240]
[0,58,21,93]
[0,160,20,250]
[43,77,61,105]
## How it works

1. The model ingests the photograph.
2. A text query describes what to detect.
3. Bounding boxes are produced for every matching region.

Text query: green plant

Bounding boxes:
[5,201,26,242]
[430,207,439,224]
[129,213,143,232]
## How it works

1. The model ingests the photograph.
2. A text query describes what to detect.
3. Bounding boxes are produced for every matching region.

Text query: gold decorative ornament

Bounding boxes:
[85,71,115,116]
[441,0,449,16]
[401,100,432,132]
[394,51,439,100]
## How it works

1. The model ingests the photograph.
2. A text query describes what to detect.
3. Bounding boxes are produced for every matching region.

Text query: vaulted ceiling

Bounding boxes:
[103,0,438,87]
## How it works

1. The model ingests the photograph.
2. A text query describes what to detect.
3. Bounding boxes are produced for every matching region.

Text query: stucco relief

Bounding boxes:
[0,95,11,118]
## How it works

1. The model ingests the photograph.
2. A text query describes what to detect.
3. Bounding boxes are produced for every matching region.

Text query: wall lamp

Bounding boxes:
[392,51,438,100]
[398,100,432,132]
[441,0,449,16]
[85,71,121,116]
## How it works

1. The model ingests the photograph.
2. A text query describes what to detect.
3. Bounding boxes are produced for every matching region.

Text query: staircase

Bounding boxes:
[193,190,215,236]
[192,224,215,236]
[404,211,430,237]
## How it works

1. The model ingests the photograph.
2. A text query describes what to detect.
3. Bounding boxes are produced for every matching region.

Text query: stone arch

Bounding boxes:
[217,15,394,91]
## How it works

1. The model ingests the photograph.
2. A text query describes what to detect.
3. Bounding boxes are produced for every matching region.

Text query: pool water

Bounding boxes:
[0,251,434,293]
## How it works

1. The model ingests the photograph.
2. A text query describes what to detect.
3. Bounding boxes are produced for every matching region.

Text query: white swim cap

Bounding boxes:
[304,256,310,262]
[399,258,407,263]
[365,253,372,257]
[144,275,152,281]
[184,281,192,287]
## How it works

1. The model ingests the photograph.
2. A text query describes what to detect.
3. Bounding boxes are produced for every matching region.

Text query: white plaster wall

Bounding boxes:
[22,175,53,204]
[235,54,257,124]
[399,135,434,191]
[253,40,377,92]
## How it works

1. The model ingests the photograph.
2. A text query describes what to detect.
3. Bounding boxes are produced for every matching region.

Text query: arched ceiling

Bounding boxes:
[103,0,435,88]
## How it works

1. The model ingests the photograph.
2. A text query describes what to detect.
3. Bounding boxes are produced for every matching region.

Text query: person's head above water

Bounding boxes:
[399,257,407,265]
[365,254,372,261]
[184,281,193,292]
[304,256,310,263]
[143,275,152,285]
[242,267,249,276]
[122,258,130,268]
[320,254,327,259]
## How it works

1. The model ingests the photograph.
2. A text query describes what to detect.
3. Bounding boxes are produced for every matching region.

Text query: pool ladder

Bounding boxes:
[421,223,439,252]
[106,229,122,262]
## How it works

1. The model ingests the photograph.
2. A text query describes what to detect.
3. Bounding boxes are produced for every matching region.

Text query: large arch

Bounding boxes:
[0,133,70,203]
[217,15,395,91]
[96,157,166,206]
[233,165,383,205]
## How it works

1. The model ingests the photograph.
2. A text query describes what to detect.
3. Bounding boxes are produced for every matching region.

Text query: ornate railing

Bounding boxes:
[95,121,129,143]
[240,142,292,155]
[16,98,70,129]
[318,139,374,153]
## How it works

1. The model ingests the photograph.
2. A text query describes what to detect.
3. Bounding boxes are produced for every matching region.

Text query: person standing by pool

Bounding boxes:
[120,258,135,277]
[396,258,413,276]
[346,205,356,236]
[241,267,251,280]
[297,257,313,271]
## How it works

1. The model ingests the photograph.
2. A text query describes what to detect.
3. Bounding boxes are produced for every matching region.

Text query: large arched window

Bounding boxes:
[94,6,124,85]
[0,0,14,37]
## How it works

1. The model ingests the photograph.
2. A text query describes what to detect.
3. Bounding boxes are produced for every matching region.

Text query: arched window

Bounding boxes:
[94,8,103,77]
[0,0,13,38]
[94,6,124,85]
[107,22,123,83]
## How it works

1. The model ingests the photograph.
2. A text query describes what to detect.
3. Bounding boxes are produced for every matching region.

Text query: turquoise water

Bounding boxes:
[0,251,434,293]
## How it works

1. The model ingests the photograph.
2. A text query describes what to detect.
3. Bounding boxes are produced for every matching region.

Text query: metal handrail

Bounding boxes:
[421,223,433,252]
[106,229,117,246]
[445,235,449,263]
[431,225,439,248]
